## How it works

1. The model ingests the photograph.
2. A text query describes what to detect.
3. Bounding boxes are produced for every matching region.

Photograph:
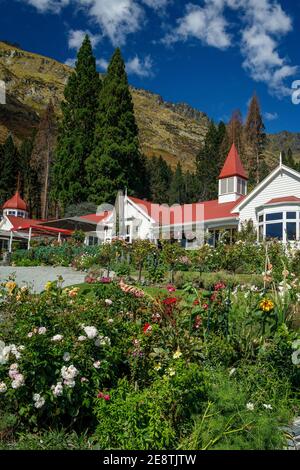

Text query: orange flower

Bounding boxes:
[259,299,275,313]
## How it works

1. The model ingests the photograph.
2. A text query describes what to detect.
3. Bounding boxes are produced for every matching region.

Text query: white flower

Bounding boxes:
[229,368,236,377]
[107,319,114,324]
[296,293,300,302]
[52,334,63,342]
[292,350,300,366]
[246,402,254,411]
[0,382,7,393]
[63,352,71,362]
[61,365,78,387]
[33,393,45,409]
[78,335,87,342]
[51,382,63,397]
[105,299,113,306]
[9,363,19,379]
[93,361,101,369]
[38,327,47,335]
[11,373,25,389]
[168,367,176,376]
[263,404,273,410]
[83,326,98,339]
[27,332,34,338]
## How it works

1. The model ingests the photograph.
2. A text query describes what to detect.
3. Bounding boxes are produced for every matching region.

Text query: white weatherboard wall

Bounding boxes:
[238,167,300,228]
[126,198,154,241]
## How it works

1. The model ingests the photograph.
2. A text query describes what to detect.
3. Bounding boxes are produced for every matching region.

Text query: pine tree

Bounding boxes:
[85,48,145,205]
[146,156,172,204]
[169,162,185,205]
[0,134,19,205]
[196,121,226,201]
[52,35,100,212]
[31,100,57,219]
[228,110,244,155]
[244,94,266,185]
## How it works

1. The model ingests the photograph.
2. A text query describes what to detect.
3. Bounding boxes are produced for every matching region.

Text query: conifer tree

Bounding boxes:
[0,134,19,205]
[196,121,226,201]
[228,110,244,155]
[85,48,144,204]
[169,162,185,205]
[19,135,40,217]
[52,35,100,212]
[146,156,172,204]
[31,100,57,219]
[244,94,266,185]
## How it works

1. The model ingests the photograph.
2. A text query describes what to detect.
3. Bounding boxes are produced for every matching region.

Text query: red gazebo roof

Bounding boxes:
[3,191,28,211]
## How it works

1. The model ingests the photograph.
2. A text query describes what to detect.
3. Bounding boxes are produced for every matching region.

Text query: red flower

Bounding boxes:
[104,394,110,401]
[193,299,200,305]
[162,297,178,305]
[143,323,152,334]
[202,303,209,310]
[214,282,226,291]
[98,391,111,401]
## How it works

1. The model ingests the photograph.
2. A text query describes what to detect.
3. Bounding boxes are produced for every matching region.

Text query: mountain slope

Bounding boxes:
[0,41,209,171]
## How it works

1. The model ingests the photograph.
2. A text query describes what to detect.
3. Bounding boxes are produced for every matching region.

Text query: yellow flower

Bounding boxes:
[68,288,80,298]
[259,299,275,313]
[173,349,182,359]
[168,368,176,376]
[154,362,162,371]
[44,281,53,292]
[5,281,16,294]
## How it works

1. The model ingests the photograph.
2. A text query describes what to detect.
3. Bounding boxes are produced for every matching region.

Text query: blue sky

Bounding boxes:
[0,0,299,133]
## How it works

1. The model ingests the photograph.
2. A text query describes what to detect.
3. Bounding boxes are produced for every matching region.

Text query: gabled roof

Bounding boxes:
[233,164,300,213]
[2,191,28,211]
[6,216,43,230]
[219,143,248,180]
[128,196,243,224]
[266,196,300,205]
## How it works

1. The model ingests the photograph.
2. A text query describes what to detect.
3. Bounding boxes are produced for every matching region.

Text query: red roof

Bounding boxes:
[219,143,248,180]
[266,196,300,205]
[3,191,28,211]
[129,196,244,224]
[6,216,43,230]
[80,212,111,223]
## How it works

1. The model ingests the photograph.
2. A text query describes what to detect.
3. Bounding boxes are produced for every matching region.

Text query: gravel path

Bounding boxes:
[0,267,86,293]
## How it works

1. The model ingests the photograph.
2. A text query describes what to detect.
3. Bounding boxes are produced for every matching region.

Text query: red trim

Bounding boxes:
[266,196,300,205]
[2,191,28,211]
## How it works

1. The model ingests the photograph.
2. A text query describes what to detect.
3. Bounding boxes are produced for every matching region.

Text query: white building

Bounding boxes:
[1,144,300,251]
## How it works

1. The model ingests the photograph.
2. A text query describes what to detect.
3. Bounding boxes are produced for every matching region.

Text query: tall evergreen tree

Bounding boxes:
[85,48,145,204]
[52,35,100,212]
[244,94,266,185]
[0,134,19,205]
[146,156,172,204]
[31,100,57,219]
[169,162,185,205]
[228,110,244,155]
[196,121,226,201]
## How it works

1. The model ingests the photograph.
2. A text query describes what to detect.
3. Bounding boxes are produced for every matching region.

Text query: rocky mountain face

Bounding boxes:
[0,41,209,172]
[0,41,299,172]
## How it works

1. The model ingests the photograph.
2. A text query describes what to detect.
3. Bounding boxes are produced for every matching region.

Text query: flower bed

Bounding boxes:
[0,270,299,450]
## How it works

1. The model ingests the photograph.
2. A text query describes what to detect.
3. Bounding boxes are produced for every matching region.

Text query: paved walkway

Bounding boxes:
[0,267,86,293]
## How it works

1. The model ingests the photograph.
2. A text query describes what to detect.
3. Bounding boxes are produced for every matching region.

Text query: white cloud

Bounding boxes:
[78,0,144,46]
[264,111,279,121]
[96,58,109,71]
[126,55,154,77]
[162,0,298,97]
[68,29,101,49]
[163,2,231,49]
[65,57,76,67]
[141,0,170,10]
[22,0,70,13]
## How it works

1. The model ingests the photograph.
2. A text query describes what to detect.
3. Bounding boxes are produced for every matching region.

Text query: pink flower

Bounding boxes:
[143,323,152,334]
[104,394,110,401]
[166,284,176,293]
[214,282,226,291]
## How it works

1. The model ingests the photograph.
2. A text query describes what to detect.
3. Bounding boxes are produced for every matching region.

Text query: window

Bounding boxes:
[88,236,99,246]
[220,179,227,195]
[266,223,283,240]
[237,179,241,194]
[259,214,264,223]
[228,177,234,192]
[241,180,246,195]
[266,212,283,221]
[287,212,296,219]
[287,222,297,241]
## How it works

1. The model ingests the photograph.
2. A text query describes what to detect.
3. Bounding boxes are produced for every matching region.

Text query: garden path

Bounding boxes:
[0,267,86,293]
